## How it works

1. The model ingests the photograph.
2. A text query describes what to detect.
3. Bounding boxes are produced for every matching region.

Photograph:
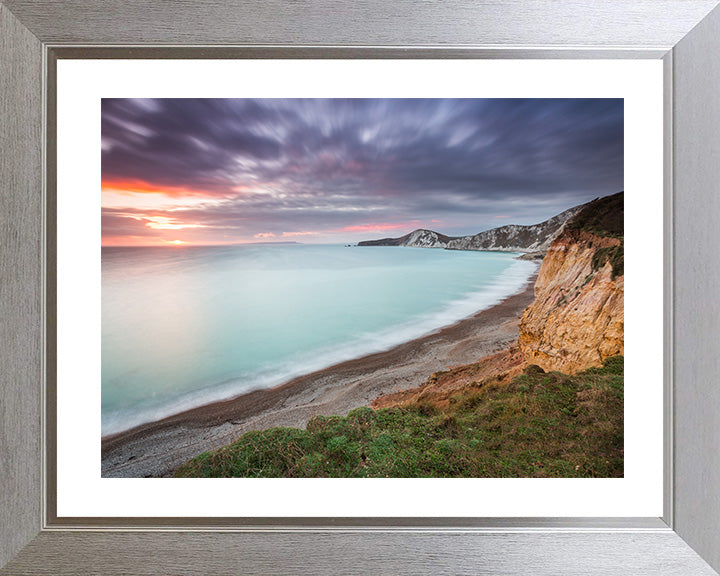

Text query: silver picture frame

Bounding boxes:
[2,1,720,574]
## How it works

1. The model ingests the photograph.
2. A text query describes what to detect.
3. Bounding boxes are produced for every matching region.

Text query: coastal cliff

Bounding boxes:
[358,205,581,252]
[358,228,457,248]
[518,192,624,373]
[446,206,581,253]
[517,228,623,374]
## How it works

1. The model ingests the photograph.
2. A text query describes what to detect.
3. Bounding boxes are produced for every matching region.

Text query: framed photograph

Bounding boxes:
[63,61,653,517]
[2,1,720,574]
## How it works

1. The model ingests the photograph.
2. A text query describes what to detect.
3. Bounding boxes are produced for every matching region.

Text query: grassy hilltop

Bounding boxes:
[175,356,623,478]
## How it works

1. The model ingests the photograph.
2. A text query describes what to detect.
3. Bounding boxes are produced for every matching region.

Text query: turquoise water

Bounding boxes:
[101,244,534,435]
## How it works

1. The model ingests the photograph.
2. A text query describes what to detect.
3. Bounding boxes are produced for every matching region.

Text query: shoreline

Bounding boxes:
[102,270,538,478]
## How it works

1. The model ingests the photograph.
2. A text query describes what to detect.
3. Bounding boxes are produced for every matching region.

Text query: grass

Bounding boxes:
[592,244,624,280]
[567,191,624,238]
[175,356,624,478]
[564,191,625,280]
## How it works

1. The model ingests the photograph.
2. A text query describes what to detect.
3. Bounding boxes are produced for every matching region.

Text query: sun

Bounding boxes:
[169,240,185,245]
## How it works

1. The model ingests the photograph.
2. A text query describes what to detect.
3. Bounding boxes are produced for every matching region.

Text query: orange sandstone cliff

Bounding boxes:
[517,192,624,374]
[517,228,624,374]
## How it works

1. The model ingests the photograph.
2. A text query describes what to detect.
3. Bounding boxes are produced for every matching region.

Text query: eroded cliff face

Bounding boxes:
[518,229,623,374]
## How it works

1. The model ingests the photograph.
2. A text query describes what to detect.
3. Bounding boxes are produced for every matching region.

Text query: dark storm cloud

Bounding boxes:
[102,98,283,193]
[102,98,623,238]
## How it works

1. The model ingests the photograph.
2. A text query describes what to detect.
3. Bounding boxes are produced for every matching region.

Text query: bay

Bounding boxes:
[101,244,535,435]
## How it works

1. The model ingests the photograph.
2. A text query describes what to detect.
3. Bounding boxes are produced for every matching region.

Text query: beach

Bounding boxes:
[102,270,538,478]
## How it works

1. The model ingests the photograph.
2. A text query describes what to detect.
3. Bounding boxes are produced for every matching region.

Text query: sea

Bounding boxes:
[101,244,535,436]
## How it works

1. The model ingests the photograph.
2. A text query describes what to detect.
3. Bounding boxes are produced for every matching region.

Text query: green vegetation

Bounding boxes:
[567,191,624,238]
[566,191,624,279]
[175,357,624,478]
[592,244,624,280]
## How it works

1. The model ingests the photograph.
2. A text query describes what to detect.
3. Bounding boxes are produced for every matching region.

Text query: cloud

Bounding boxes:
[102,98,623,243]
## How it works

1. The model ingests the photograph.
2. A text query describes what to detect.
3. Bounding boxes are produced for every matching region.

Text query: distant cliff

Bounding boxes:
[446,206,581,253]
[518,193,624,374]
[357,229,457,248]
[357,205,582,253]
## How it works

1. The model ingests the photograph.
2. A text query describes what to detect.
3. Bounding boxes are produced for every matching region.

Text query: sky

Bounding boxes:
[101,98,623,246]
